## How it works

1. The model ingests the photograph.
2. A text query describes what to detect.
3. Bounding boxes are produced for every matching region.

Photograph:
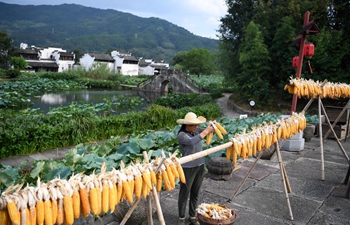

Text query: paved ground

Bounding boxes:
[1,94,350,225]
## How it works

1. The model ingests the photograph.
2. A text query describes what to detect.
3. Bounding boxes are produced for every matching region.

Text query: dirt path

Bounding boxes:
[215,93,242,119]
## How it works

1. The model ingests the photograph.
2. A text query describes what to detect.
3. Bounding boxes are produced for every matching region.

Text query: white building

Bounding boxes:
[79,53,115,71]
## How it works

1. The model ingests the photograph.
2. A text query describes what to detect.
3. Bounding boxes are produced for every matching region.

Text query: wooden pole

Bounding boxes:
[275,141,294,220]
[178,142,233,165]
[226,150,264,202]
[119,198,141,225]
[143,151,154,225]
[320,101,350,161]
[323,99,350,142]
[143,152,166,225]
[318,96,325,180]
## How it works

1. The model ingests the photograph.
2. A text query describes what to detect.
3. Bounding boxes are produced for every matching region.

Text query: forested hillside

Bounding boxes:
[0,2,218,63]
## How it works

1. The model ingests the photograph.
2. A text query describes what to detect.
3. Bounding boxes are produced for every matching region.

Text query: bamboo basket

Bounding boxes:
[197,207,237,225]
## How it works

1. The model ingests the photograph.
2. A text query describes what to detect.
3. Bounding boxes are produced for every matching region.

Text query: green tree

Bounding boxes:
[237,21,271,105]
[10,56,28,70]
[0,30,15,69]
[183,48,216,76]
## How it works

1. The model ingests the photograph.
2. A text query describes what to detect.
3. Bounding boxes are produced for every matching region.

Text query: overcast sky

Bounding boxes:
[1,0,228,39]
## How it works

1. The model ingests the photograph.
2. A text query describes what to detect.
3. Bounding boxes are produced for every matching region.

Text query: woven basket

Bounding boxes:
[197,209,237,225]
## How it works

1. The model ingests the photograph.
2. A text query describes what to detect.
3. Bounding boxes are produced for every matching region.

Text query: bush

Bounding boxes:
[6,69,21,78]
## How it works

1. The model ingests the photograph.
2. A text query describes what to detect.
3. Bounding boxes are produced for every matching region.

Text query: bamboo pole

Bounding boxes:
[143,151,154,225]
[323,99,350,142]
[178,142,233,165]
[275,141,294,221]
[318,96,325,180]
[144,152,166,225]
[226,150,264,202]
[320,101,350,161]
[119,198,141,225]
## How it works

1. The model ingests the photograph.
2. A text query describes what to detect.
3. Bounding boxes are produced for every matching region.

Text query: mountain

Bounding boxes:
[0,2,219,64]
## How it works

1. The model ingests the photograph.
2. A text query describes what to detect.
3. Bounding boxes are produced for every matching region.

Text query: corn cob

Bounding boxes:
[26,187,37,225]
[206,132,213,146]
[48,186,57,224]
[78,182,90,218]
[156,173,163,192]
[35,185,45,225]
[215,122,227,134]
[61,184,74,225]
[0,209,10,225]
[42,186,53,225]
[5,195,20,225]
[89,185,99,215]
[165,164,175,189]
[56,188,64,225]
[109,181,117,212]
[68,174,81,219]
[101,180,109,213]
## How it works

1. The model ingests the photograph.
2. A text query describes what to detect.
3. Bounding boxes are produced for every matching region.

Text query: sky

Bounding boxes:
[1,0,228,39]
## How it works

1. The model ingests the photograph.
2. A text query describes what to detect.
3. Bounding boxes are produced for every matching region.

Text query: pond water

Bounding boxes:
[30,89,164,113]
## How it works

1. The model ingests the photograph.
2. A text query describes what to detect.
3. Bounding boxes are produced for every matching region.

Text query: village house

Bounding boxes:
[79,53,115,71]
[17,43,74,72]
[17,43,169,76]
[111,50,139,76]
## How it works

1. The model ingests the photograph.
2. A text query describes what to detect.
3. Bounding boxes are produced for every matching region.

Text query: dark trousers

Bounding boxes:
[178,164,205,218]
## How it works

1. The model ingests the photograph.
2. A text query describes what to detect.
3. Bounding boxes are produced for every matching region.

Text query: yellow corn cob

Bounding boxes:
[176,163,186,184]
[97,186,102,215]
[116,182,123,205]
[79,187,90,218]
[252,138,257,156]
[109,183,117,212]
[7,200,20,225]
[165,165,175,189]
[89,187,99,215]
[134,175,143,199]
[36,200,44,225]
[233,140,241,155]
[72,191,80,219]
[162,170,172,191]
[63,195,74,225]
[51,200,58,224]
[56,198,64,225]
[128,179,135,200]
[156,173,163,192]
[122,180,134,203]
[206,132,213,146]
[101,181,109,214]
[141,180,149,198]
[150,170,157,185]
[25,208,30,225]
[0,209,10,225]
[169,163,179,179]
[226,146,232,161]
[214,128,223,140]
[232,147,237,164]
[44,199,53,225]
[142,171,153,189]
[215,122,227,134]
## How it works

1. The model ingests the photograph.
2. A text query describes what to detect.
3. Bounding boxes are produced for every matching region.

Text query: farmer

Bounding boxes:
[176,112,215,225]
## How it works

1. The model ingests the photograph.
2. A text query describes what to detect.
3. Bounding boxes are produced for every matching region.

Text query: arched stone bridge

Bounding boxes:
[135,69,206,94]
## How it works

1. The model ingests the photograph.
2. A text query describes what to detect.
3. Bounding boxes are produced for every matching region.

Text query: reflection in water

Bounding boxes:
[31,90,164,113]
[40,94,66,104]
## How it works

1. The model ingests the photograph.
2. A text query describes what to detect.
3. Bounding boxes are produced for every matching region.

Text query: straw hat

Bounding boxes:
[176,112,206,125]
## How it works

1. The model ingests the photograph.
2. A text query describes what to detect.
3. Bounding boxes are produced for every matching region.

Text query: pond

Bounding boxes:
[30,89,164,113]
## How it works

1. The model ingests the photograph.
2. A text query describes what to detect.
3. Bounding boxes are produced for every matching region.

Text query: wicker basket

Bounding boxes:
[197,209,237,225]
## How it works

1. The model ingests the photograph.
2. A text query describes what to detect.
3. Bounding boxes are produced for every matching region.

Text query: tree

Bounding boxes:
[0,30,15,69]
[10,56,28,70]
[172,48,217,75]
[237,21,271,105]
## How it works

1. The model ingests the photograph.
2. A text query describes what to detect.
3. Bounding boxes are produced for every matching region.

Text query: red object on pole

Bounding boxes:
[304,43,315,57]
[291,11,310,114]
[292,56,299,68]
